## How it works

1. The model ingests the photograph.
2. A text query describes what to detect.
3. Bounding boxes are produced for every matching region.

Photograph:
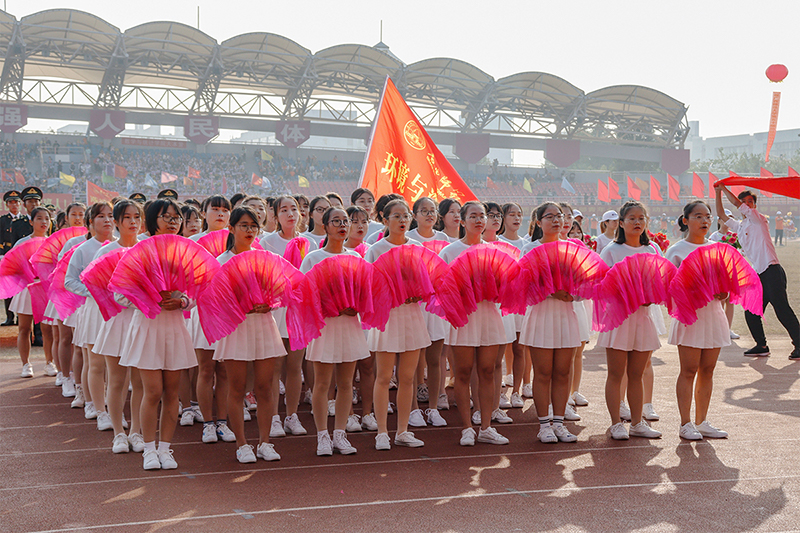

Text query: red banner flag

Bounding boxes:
[14,170,25,186]
[114,165,128,180]
[626,175,641,201]
[359,77,477,205]
[708,172,718,199]
[1,170,11,183]
[789,166,799,177]
[86,180,118,204]
[221,176,228,194]
[486,176,499,189]
[718,174,800,200]
[251,173,262,187]
[188,167,201,181]
[597,179,609,203]
[608,177,621,200]
[692,172,705,198]
[758,168,774,197]
[667,174,680,201]
[727,171,746,197]
[650,175,663,202]
[765,91,780,162]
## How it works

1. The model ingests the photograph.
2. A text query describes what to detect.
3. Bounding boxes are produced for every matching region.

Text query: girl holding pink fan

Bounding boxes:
[366,199,432,450]
[435,198,463,242]
[300,207,370,456]
[88,200,145,453]
[116,199,198,470]
[439,201,510,447]
[260,195,309,438]
[8,207,50,378]
[189,194,231,242]
[212,206,287,463]
[597,201,663,440]
[519,203,582,444]
[666,201,731,440]
[301,195,331,249]
[65,202,115,426]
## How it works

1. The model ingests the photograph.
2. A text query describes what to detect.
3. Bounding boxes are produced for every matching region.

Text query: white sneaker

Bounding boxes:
[236,444,257,463]
[522,383,533,398]
[283,413,308,435]
[361,412,378,431]
[564,404,581,421]
[477,427,509,445]
[316,432,333,456]
[567,395,575,407]
[538,425,558,443]
[387,402,395,415]
[202,423,218,443]
[346,414,362,432]
[192,406,204,423]
[696,420,728,438]
[503,373,514,387]
[510,392,524,408]
[84,403,98,420]
[279,380,285,395]
[143,449,160,470]
[327,399,336,417]
[553,425,578,443]
[303,389,313,405]
[629,421,662,439]
[416,383,429,403]
[70,385,85,408]
[269,415,286,438]
[460,427,477,446]
[499,393,512,409]
[492,408,513,424]
[619,401,631,421]
[158,449,178,470]
[408,408,427,427]
[571,391,589,406]
[436,393,449,410]
[128,433,145,453]
[62,378,76,398]
[471,410,481,425]
[216,422,236,442]
[55,371,65,386]
[257,442,281,461]
[243,407,251,422]
[426,408,447,427]
[180,409,195,426]
[730,330,741,340]
[20,363,33,378]
[642,403,660,421]
[96,411,113,431]
[43,362,58,377]
[244,392,258,410]
[609,422,629,440]
[375,432,391,451]
[122,418,128,430]
[332,431,357,455]
[680,422,703,440]
[395,430,424,447]
[112,432,130,454]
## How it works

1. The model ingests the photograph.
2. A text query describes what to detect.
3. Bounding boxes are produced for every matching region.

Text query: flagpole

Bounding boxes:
[358,75,391,189]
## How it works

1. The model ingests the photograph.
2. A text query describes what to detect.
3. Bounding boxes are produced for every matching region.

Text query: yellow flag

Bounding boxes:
[298,176,310,188]
[523,177,532,193]
[261,150,273,162]
[59,172,76,186]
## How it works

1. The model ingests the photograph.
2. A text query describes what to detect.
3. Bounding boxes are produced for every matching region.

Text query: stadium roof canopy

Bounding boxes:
[0,9,689,148]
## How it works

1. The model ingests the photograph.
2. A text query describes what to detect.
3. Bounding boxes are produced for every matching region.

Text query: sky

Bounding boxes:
[6,0,800,143]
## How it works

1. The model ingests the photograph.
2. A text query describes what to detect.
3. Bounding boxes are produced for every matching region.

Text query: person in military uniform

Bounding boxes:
[129,192,147,204]
[10,187,43,343]
[157,189,178,200]
[1,190,23,326]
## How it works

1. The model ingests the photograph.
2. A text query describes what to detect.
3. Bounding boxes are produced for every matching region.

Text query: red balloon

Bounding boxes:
[766,64,789,83]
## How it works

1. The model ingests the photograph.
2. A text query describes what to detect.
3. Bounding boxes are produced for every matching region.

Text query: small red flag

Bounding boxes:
[668,174,680,201]
[1,170,11,183]
[251,173,262,187]
[14,170,25,186]
[692,172,704,198]
[114,164,128,180]
[708,172,718,199]
[86,180,118,204]
[758,168,774,197]
[486,176,499,189]
[608,177,621,200]
[650,175,663,202]
[789,166,799,177]
[221,176,228,194]
[359,77,477,205]
[626,175,641,201]
[597,179,609,203]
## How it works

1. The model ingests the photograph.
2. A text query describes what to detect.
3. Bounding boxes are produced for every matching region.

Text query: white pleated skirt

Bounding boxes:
[519,297,581,349]
[71,304,88,346]
[76,298,104,348]
[188,307,217,350]
[119,309,198,371]
[93,308,135,357]
[500,307,517,344]
[668,300,731,349]
[447,301,507,347]
[44,300,59,321]
[367,303,431,353]
[9,287,32,315]
[575,300,590,343]
[63,303,81,328]
[214,312,286,361]
[514,313,524,334]
[272,306,289,339]
[306,314,370,364]
[422,308,447,342]
[596,306,661,352]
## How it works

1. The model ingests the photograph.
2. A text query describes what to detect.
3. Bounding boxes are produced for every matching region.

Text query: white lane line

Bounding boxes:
[2,437,798,490]
[23,472,800,533]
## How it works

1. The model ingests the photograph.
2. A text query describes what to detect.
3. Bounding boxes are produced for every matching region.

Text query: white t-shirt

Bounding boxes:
[217,250,235,265]
[189,231,207,242]
[439,240,473,264]
[299,248,361,274]
[725,204,778,274]
[365,222,386,243]
[708,231,724,243]
[364,237,421,263]
[301,231,326,249]
[498,235,527,251]
[596,233,614,254]
[406,228,448,243]
[520,238,544,257]
[599,241,661,267]
[664,239,709,268]
[260,232,294,256]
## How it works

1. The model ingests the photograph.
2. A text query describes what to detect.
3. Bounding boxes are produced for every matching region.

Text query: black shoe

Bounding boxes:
[0,318,13,326]
[31,336,43,347]
[744,345,770,357]
[790,349,800,361]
